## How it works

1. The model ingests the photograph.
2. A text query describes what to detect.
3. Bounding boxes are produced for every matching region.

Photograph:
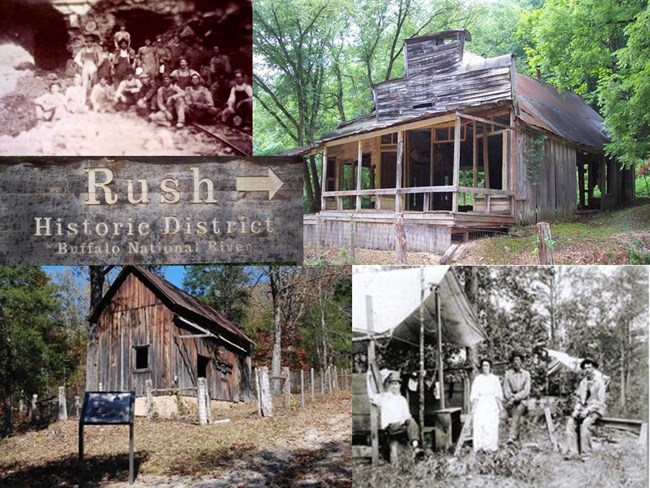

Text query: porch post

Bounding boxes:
[502,132,509,191]
[395,131,407,264]
[356,140,363,211]
[320,147,328,211]
[396,131,404,212]
[472,121,478,187]
[483,121,490,189]
[452,115,461,213]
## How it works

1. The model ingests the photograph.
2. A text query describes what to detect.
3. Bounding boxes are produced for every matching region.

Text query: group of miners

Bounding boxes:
[34,25,252,130]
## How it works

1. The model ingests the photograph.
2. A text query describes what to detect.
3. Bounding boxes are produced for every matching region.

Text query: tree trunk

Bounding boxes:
[2,354,12,436]
[318,279,329,372]
[86,266,105,391]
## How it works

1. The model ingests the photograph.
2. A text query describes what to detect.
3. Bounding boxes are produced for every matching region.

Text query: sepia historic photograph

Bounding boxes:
[352,265,648,488]
[0,0,252,156]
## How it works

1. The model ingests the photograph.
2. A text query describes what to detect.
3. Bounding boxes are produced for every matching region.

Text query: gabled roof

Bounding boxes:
[287,30,607,155]
[89,266,254,347]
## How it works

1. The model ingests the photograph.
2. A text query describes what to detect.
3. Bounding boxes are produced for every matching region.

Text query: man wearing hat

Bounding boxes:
[502,351,531,444]
[564,358,607,461]
[367,370,421,456]
[184,73,218,124]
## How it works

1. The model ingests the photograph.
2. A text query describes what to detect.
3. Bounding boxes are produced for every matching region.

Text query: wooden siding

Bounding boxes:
[95,273,251,401]
[515,127,577,224]
[405,41,463,77]
[374,62,513,121]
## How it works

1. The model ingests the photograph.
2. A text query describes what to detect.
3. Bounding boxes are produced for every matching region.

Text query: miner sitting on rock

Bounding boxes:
[150,75,186,128]
[34,82,67,122]
[367,369,422,460]
[184,73,218,124]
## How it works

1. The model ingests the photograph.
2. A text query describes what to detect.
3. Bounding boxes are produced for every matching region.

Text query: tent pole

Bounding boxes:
[419,267,425,444]
[436,287,445,410]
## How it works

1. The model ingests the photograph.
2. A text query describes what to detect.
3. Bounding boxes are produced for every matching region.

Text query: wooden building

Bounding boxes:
[89,266,254,402]
[296,30,635,252]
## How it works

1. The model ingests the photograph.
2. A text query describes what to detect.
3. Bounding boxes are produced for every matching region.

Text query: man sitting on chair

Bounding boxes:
[367,369,422,457]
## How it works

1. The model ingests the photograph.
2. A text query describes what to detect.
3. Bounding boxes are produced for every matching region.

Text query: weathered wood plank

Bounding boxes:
[0,157,303,265]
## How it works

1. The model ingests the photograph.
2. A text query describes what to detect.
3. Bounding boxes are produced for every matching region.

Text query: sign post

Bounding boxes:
[79,391,136,485]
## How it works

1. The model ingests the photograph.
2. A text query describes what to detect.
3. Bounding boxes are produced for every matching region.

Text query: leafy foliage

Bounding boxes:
[0,267,75,435]
[182,265,253,327]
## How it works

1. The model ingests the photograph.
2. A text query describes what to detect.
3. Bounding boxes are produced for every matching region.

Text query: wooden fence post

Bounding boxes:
[259,366,273,417]
[348,214,355,265]
[320,369,325,396]
[300,370,305,408]
[333,366,338,390]
[316,214,321,261]
[30,394,37,425]
[58,386,67,421]
[205,383,212,424]
[283,367,291,409]
[197,378,208,426]
[255,368,262,417]
[311,368,315,402]
[145,379,154,420]
[537,222,555,265]
[395,213,407,265]
[74,396,81,417]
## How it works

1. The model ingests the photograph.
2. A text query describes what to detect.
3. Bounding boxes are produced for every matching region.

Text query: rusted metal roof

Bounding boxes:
[89,266,254,346]
[515,73,608,150]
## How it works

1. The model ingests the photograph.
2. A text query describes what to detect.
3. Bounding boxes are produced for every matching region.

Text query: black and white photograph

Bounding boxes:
[0,0,252,156]
[352,265,648,488]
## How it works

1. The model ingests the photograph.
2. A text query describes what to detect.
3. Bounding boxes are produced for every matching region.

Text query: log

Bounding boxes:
[440,244,459,265]
[544,407,559,451]
[453,412,473,457]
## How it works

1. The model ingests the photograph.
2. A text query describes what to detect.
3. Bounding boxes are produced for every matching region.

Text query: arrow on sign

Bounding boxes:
[236,168,284,200]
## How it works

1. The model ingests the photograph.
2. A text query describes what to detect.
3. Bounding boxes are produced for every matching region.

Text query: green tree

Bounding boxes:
[516,0,648,167]
[182,265,253,327]
[0,267,67,436]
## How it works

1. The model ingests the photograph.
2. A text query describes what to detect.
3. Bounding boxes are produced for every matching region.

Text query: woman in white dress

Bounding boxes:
[470,358,503,451]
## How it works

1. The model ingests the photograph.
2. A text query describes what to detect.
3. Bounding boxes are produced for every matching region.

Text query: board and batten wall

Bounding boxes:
[515,126,578,225]
[95,273,250,401]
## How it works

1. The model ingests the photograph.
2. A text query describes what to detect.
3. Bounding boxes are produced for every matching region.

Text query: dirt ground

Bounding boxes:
[0,391,352,488]
[0,68,250,156]
[353,424,647,488]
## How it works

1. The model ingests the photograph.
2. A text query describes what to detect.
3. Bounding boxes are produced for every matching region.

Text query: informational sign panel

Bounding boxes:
[80,392,135,425]
[79,391,136,484]
[0,157,303,264]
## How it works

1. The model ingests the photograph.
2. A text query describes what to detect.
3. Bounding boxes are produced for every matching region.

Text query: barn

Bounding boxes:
[88,266,254,403]
[296,30,635,252]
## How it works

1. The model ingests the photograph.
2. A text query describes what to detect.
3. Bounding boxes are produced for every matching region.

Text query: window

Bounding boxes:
[133,345,149,371]
[197,355,210,378]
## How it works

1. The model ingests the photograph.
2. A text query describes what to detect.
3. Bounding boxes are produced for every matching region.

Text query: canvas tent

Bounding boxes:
[352,266,485,349]
[352,266,486,462]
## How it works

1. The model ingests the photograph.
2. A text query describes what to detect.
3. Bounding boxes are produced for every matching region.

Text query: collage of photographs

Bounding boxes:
[0,0,648,487]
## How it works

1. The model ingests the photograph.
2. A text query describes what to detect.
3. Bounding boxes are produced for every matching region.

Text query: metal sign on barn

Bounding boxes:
[0,157,303,264]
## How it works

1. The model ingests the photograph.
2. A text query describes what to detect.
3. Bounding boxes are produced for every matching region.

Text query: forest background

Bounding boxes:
[253,0,650,211]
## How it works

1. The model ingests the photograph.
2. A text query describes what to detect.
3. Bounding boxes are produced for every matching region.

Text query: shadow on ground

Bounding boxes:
[0,452,149,488]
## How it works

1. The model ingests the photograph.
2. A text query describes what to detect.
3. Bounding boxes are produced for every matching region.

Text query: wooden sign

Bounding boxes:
[0,157,303,264]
